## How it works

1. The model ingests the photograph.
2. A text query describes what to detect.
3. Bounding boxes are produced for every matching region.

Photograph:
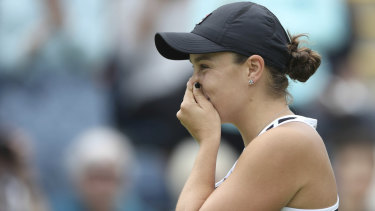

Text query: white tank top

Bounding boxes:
[215,115,339,211]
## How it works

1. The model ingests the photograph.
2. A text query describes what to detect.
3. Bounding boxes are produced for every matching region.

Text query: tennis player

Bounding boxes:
[155,2,338,211]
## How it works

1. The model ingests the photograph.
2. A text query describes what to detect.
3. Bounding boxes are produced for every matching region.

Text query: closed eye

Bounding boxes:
[199,64,210,70]
[192,63,210,72]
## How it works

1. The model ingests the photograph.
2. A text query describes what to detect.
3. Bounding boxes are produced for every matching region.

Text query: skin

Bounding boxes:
[175,52,337,210]
[334,143,374,211]
[78,164,121,211]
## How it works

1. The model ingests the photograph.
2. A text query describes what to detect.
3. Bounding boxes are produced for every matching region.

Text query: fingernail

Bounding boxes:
[195,82,201,89]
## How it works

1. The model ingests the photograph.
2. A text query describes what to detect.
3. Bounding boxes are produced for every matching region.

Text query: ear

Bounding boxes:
[245,55,265,84]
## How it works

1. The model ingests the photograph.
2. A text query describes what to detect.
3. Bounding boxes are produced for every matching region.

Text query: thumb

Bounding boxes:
[193,82,211,108]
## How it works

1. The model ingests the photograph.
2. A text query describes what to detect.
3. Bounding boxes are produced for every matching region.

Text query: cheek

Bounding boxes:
[202,79,236,117]
[201,74,222,102]
[199,66,245,118]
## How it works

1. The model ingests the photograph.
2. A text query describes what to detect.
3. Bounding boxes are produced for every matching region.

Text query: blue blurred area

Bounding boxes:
[0,0,374,210]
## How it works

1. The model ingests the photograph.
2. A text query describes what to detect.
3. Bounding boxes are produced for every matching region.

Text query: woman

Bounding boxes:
[155,2,338,211]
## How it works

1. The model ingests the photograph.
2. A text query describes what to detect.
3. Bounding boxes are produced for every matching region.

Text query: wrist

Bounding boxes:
[196,129,221,145]
[198,136,221,149]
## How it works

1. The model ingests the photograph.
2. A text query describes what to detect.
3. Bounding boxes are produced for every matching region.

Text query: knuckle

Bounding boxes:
[176,110,182,119]
[180,102,188,110]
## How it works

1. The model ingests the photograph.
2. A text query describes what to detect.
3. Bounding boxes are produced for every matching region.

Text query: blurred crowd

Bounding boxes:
[0,0,374,210]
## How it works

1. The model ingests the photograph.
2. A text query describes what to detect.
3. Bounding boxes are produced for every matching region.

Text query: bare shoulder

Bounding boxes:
[245,121,331,175]
[239,121,331,193]
[237,121,337,207]
[200,122,336,210]
[246,121,325,161]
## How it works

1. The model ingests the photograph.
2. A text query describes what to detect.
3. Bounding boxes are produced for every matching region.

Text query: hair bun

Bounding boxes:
[286,34,321,82]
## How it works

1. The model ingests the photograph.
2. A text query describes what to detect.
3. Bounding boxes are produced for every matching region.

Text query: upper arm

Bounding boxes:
[200,126,315,211]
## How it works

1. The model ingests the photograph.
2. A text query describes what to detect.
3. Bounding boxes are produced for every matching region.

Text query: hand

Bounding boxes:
[177,79,221,145]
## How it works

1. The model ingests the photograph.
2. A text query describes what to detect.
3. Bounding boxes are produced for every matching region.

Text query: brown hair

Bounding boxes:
[234,33,321,98]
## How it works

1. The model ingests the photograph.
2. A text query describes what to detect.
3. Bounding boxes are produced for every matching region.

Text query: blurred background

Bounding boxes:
[0,0,374,210]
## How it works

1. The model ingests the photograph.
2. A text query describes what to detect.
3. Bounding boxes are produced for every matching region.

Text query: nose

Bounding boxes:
[191,71,199,85]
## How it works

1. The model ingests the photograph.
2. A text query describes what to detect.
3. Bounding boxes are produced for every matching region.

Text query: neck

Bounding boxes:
[232,96,293,147]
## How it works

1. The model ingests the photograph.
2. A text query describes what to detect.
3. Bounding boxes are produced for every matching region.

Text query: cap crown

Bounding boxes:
[192,2,290,70]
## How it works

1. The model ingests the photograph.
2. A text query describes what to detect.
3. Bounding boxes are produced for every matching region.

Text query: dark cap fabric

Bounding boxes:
[155,2,291,70]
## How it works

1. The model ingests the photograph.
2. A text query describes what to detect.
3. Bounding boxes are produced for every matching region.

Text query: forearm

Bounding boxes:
[176,138,220,211]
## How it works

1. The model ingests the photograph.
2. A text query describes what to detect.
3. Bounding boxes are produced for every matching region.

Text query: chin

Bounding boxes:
[217,106,239,124]
[210,101,226,122]
[220,117,231,124]
[217,110,230,124]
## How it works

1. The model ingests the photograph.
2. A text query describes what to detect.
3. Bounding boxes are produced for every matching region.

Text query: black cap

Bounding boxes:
[155,2,291,70]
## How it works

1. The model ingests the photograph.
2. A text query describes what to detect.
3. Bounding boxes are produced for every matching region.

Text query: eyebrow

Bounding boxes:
[189,55,213,64]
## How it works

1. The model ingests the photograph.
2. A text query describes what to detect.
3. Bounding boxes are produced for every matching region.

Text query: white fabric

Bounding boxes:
[281,196,339,211]
[257,115,317,136]
[215,115,339,210]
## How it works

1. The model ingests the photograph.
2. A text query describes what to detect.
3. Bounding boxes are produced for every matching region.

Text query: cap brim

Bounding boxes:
[155,32,227,60]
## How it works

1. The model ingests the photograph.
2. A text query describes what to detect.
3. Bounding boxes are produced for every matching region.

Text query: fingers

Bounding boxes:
[181,79,213,111]
[182,78,194,103]
[193,82,211,108]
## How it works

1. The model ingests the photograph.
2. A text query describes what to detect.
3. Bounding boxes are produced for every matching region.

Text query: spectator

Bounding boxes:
[166,138,238,203]
[53,127,148,211]
[331,120,375,211]
[0,125,48,211]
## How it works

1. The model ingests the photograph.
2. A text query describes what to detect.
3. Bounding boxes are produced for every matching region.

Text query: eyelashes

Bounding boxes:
[192,64,210,71]
[199,64,209,70]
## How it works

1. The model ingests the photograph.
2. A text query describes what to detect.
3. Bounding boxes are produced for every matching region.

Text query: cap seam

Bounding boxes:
[190,31,225,49]
[219,3,255,47]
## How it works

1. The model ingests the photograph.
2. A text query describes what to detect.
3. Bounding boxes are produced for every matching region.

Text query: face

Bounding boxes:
[334,143,374,200]
[189,52,249,123]
[78,164,122,210]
